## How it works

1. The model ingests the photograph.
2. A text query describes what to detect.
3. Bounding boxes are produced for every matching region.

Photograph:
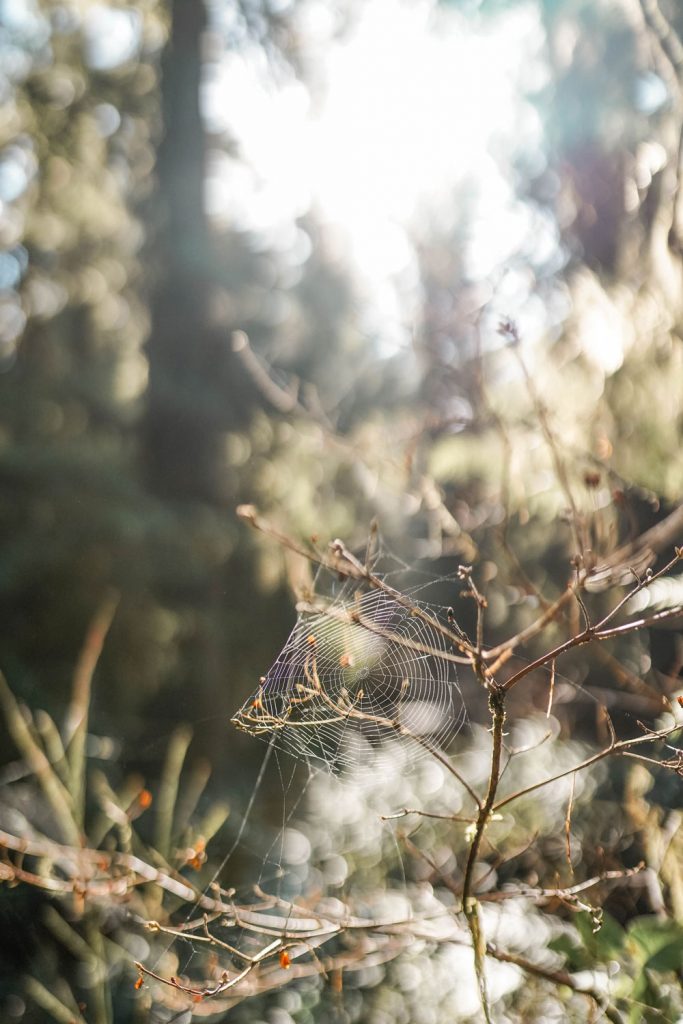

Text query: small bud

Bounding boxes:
[138,789,153,810]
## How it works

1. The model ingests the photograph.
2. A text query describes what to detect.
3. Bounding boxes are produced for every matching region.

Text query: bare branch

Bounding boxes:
[493,722,682,813]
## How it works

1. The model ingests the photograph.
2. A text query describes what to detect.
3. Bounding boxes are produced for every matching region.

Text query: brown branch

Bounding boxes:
[593,549,682,630]
[480,863,645,905]
[501,603,683,694]
[329,538,475,656]
[587,505,683,592]
[381,808,476,824]
[461,683,507,1024]
[462,687,507,907]
[296,597,471,667]
[236,507,475,657]
[483,586,574,664]
[493,722,681,813]
[485,944,625,1024]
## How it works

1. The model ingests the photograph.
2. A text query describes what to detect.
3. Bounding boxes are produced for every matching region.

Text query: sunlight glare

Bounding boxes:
[203,0,544,351]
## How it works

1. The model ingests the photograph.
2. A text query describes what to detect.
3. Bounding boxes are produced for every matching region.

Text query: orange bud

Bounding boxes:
[279,950,291,969]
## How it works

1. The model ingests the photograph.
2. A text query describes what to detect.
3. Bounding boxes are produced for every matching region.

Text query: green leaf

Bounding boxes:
[575,910,626,962]
[627,917,683,972]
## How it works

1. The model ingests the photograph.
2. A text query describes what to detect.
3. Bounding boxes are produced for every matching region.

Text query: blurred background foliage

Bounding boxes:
[0,0,683,1020]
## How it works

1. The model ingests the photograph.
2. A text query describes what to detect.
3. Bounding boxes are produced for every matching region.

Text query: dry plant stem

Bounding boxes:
[0,672,80,847]
[456,564,487,671]
[461,683,506,1024]
[462,686,507,909]
[493,722,681,813]
[565,773,576,872]
[381,808,476,824]
[597,549,682,630]
[0,827,211,907]
[234,335,478,562]
[332,539,474,655]
[236,649,480,807]
[501,601,683,693]
[637,0,683,83]
[24,977,88,1024]
[232,330,301,415]
[593,645,667,711]
[486,945,624,1024]
[35,710,70,787]
[136,921,626,1019]
[64,590,119,827]
[480,863,645,905]
[296,598,471,668]
[401,834,462,900]
[473,322,552,608]
[155,725,193,859]
[637,0,683,246]
[588,505,683,590]
[483,585,574,664]
[236,506,475,657]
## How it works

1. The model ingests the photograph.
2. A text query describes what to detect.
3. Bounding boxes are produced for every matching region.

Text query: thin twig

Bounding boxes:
[236,506,475,657]
[501,603,683,693]
[484,586,574,663]
[485,944,625,1024]
[493,722,682,813]
[500,320,585,559]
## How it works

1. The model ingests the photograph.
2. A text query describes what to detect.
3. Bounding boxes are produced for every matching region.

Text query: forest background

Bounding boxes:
[1,0,683,1021]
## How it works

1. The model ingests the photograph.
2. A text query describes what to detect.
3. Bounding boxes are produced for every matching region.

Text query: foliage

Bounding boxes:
[1,0,683,1021]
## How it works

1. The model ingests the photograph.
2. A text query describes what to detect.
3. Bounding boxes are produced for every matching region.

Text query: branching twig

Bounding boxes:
[493,721,682,813]
[485,944,625,1024]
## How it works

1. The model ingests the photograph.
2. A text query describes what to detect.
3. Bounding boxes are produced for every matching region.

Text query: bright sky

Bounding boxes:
[203,0,548,353]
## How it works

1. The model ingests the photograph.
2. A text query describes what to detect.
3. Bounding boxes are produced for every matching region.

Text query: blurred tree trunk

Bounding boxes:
[144,0,229,502]
[142,0,232,754]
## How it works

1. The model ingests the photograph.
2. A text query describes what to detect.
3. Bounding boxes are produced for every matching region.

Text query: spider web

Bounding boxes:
[150,549,637,1017]
[231,579,468,774]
